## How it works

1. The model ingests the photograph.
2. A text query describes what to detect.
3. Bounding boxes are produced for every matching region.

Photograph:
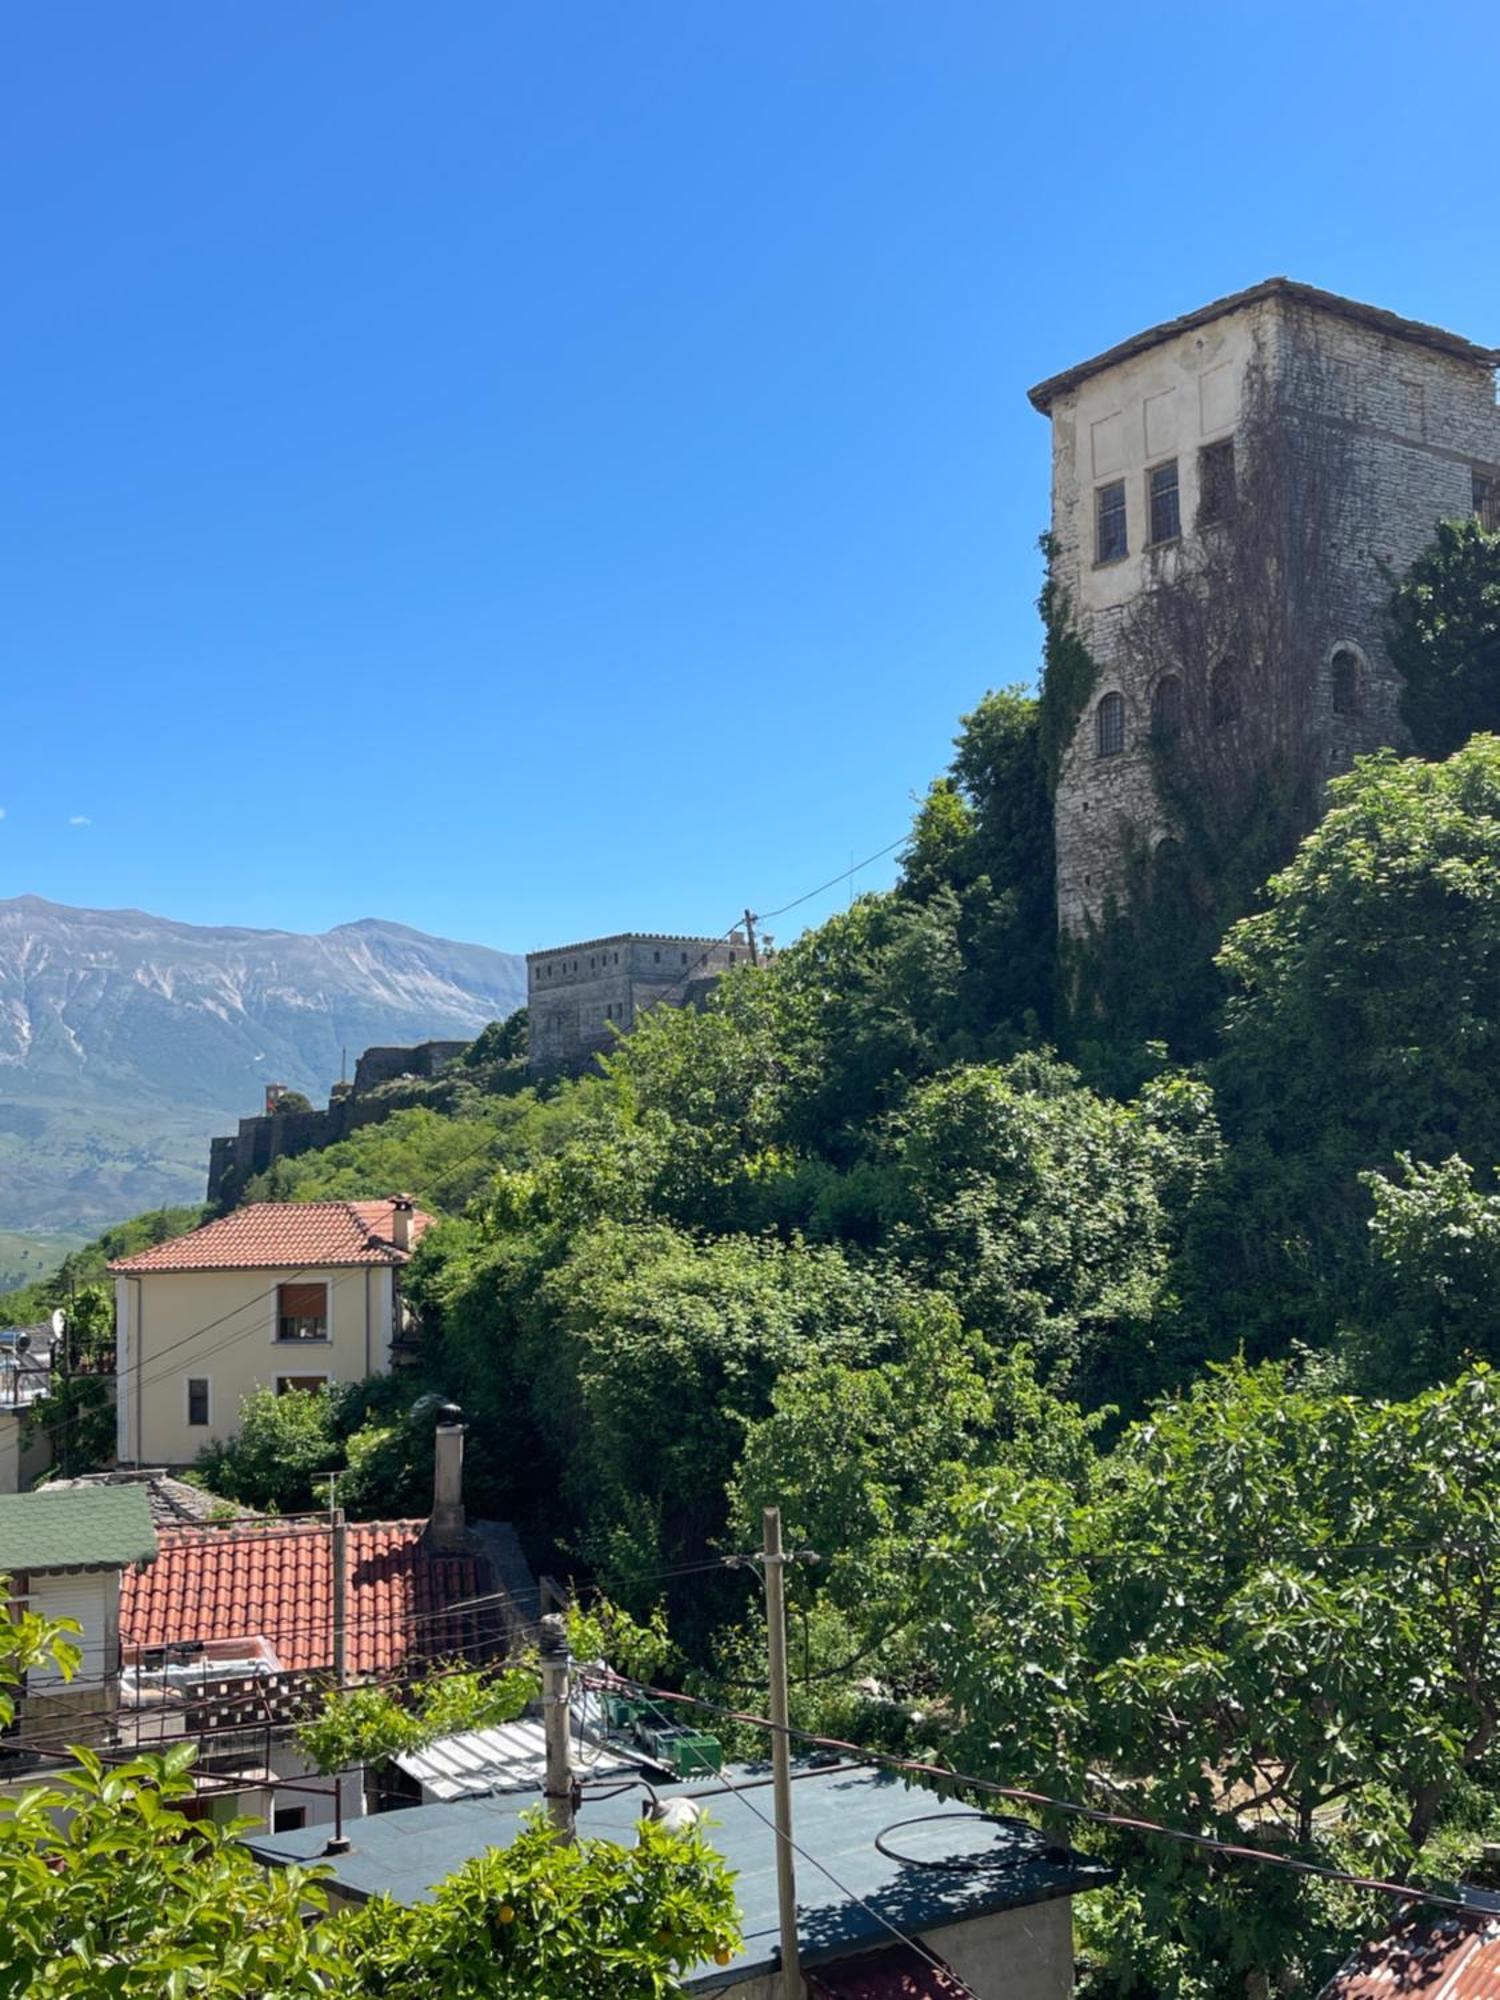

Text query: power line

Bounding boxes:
[579,1668,1497,1929]
[755,834,908,923]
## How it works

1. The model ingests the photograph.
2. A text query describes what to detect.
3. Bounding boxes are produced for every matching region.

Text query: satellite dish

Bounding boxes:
[50,1308,67,1340]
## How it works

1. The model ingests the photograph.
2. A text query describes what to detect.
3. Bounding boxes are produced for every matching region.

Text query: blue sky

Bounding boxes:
[3,2,1496,953]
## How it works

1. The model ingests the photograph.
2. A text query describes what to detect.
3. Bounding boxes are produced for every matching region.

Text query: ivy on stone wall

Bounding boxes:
[1036,534,1100,798]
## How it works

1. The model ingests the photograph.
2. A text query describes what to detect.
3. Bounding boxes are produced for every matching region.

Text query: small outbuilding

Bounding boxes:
[249,1759,1114,1998]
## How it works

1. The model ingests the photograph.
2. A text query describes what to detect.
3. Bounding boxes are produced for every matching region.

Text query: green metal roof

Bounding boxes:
[0,1486,158,1575]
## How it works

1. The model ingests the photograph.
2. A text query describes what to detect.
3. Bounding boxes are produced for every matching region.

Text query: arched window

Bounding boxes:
[1095,690,1126,758]
[1211,657,1239,728]
[1331,646,1362,718]
[1151,674,1183,743]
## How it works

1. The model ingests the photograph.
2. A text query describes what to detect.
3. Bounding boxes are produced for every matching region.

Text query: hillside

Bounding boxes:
[0,897,525,1239]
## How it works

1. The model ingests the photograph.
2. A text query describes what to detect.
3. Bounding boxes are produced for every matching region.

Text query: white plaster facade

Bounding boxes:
[115,1263,401,1468]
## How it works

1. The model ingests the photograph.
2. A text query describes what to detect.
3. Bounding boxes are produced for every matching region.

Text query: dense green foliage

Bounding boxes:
[0,1590,739,1999]
[11,521,1500,1993]
[1391,517,1500,757]
[1208,738,1500,1350]
[297,1664,537,1775]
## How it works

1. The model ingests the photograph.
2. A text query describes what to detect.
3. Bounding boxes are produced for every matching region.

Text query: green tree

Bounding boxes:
[1209,738,1500,1348]
[1391,516,1500,758]
[196,1383,341,1511]
[887,1053,1219,1400]
[339,1815,740,1999]
[927,1361,1500,1996]
[1350,1152,1500,1392]
[297,1663,536,1776]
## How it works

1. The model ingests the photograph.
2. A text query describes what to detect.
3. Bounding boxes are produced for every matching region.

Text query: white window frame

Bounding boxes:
[270,1275,334,1348]
[185,1374,212,1428]
[273,1371,332,1396]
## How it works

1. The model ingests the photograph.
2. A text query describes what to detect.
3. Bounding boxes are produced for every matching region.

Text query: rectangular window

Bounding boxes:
[276,1282,328,1343]
[1095,481,1127,563]
[276,1373,329,1396]
[1148,460,1181,545]
[187,1377,210,1427]
[1477,471,1499,534]
[273,1806,307,1834]
[1198,438,1236,526]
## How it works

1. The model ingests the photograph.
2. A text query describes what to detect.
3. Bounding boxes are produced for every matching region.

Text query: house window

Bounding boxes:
[276,1282,328,1343]
[1151,674,1183,742]
[1095,481,1128,564]
[187,1377,210,1427]
[1211,658,1240,728]
[276,1374,329,1396]
[1331,647,1362,717]
[1095,691,1126,758]
[1477,471,1499,533]
[1148,460,1181,545]
[1198,439,1236,526]
[273,1806,307,1834]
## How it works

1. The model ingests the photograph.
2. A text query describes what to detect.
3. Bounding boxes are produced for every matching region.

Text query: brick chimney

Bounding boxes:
[390,1194,415,1253]
[428,1402,466,1551]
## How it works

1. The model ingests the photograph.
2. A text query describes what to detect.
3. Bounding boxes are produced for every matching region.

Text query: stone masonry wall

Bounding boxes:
[1047,293,1500,931]
[526,932,752,1075]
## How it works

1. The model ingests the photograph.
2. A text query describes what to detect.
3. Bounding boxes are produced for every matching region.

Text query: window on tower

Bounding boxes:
[1095,691,1126,758]
[1148,460,1181,545]
[1095,481,1128,564]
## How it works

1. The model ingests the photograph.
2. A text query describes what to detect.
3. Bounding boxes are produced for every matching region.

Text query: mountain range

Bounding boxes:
[0,897,525,1249]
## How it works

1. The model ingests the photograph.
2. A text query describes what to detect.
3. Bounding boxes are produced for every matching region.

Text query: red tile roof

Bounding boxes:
[108,1199,434,1275]
[119,1519,491,1674]
[809,1944,970,1998]
[1319,1916,1500,1999]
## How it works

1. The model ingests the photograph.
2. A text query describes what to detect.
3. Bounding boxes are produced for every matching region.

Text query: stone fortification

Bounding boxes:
[1032,279,1500,929]
[527,931,754,1075]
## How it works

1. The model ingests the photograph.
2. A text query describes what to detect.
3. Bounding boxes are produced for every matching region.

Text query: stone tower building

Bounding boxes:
[1029,279,1500,931]
[526,930,755,1075]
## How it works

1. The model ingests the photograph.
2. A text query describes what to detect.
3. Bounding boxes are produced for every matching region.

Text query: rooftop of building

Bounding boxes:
[1027,277,1500,414]
[107,1197,433,1274]
[1318,1909,1500,1997]
[41,1468,253,1531]
[0,1484,158,1575]
[249,1759,1114,1990]
[526,932,746,963]
[119,1516,496,1674]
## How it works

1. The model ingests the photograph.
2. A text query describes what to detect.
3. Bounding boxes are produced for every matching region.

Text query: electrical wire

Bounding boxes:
[580,1668,1500,1929]
[755,833,909,923]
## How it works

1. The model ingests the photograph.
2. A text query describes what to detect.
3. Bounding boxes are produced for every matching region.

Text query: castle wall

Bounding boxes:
[526,934,751,1075]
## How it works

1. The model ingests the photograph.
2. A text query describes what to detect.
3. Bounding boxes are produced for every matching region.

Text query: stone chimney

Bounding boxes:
[390,1194,415,1254]
[428,1402,466,1551]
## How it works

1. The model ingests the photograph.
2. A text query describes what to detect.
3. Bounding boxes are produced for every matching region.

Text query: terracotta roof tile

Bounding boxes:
[119,1519,491,1674]
[108,1199,434,1274]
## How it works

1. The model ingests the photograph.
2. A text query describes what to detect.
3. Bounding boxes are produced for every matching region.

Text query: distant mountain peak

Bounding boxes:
[0,896,525,1237]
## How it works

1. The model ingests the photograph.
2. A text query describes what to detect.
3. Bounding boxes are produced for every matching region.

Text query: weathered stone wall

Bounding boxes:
[526,932,752,1075]
[206,1039,473,1207]
[1046,292,1500,930]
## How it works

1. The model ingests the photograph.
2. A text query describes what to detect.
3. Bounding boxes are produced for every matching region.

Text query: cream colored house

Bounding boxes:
[111,1197,432,1467]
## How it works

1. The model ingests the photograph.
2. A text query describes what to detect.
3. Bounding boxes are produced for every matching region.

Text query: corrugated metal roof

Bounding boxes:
[0,1486,158,1574]
[1319,1915,1500,1998]
[394,1714,639,1801]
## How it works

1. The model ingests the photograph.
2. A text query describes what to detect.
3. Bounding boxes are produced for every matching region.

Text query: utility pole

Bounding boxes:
[540,1612,575,1843]
[763,1506,801,2000]
[744,910,760,967]
[331,1505,348,1687]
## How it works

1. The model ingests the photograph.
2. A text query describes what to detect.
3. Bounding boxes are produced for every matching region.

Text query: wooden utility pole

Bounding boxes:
[744,910,760,967]
[540,1612,575,1843]
[331,1506,348,1687]
[763,1506,801,2000]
